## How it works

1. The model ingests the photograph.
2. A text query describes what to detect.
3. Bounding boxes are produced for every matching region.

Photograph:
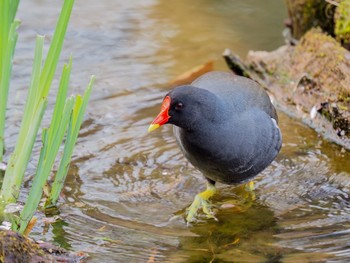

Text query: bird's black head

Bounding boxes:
[149,85,223,132]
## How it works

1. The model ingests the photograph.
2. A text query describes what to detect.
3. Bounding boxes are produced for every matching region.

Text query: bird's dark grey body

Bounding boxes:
[170,72,282,184]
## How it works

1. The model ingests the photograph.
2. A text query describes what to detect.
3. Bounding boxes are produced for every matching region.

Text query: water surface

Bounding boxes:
[6,0,350,262]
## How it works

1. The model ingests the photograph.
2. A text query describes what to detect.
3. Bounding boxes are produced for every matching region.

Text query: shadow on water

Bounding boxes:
[169,192,282,262]
[8,0,350,262]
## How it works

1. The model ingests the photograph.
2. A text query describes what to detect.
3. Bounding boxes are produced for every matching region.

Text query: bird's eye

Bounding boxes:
[175,102,184,111]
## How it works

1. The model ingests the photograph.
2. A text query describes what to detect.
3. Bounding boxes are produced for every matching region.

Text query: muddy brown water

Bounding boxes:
[4,0,350,262]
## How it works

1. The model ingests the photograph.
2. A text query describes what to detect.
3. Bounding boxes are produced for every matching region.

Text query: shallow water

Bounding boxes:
[6,0,350,262]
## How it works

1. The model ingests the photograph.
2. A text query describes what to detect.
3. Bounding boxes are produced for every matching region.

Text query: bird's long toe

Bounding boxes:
[186,183,217,223]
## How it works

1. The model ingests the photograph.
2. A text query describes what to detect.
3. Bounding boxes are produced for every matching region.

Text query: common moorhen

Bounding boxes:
[149,71,282,222]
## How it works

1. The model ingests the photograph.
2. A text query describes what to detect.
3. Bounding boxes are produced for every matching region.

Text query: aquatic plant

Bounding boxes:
[0,0,94,234]
[0,0,19,162]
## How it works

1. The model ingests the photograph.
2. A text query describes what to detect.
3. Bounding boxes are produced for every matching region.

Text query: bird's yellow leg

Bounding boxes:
[186,182,217,223]
[245,181,255,192]
[241,180,256,203]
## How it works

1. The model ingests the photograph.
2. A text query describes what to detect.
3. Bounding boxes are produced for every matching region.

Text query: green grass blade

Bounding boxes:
[48,76,94,205]
[0,1,10,72]
[17,59,74,233]
[2,98,48,204]
[18,35,44,142]
[48,57,72,147]
[0,3,20,161]
[39,0,74,98]
[17,97,75,233]
[0,0,93,235]
[1,0,75,204]
[9,0,20,23]
[0,35,44,203]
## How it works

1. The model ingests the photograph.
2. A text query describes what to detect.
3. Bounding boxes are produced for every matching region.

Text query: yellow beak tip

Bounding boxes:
[148,124,160,132]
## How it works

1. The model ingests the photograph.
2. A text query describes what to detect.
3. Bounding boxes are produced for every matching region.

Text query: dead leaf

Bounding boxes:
[24,217,37,236]
[170,61,214,87]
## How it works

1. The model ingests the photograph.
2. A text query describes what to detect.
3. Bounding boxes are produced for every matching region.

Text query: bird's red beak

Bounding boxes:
[148,96,171,132]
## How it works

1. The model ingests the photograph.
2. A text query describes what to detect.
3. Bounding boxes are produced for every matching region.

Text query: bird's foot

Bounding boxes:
[243,180,256,202]
[244,181,255,192]
[186,183,217,223]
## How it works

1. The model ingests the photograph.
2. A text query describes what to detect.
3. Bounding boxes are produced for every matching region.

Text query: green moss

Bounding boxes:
[335,0,350,44]
[0,230,51,262]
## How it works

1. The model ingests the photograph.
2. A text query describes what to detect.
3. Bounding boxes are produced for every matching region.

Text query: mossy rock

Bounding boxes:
[0,230,52,263]
[285,0,336,39]
[243,28,350,149]
[0,230,86,263]
[335,0,350,46]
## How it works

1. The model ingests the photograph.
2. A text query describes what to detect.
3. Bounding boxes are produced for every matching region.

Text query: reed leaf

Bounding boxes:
[0,0,20,161]
[16,60,74,233]
[0,0,93,235]
[0,0,75,204]
[48,76,94,206]
[39,0,75,99]
[1,36,45,203]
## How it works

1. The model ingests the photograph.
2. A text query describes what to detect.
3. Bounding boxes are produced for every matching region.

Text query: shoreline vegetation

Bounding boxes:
[0,0,93,261]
